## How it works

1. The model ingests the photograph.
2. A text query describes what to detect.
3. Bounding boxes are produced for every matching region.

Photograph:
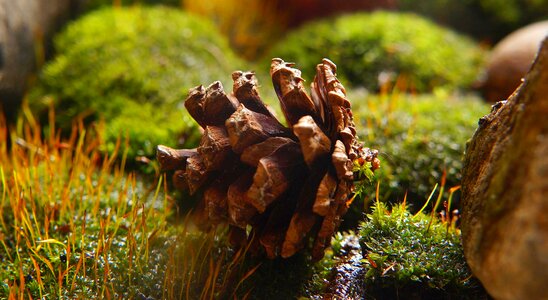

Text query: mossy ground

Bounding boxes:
[357,201,483,298]
[339,90,490,228]
[5,6,491,298]
[265,11,486,93]
[0,107,255,298]
[305,192,488,299]
[1,98,488,298]
[30,6,243,162]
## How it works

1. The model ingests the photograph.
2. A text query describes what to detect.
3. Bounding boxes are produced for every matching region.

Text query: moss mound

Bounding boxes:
[305,202,486,298]
[348,92,490,214]
[265,11,485,92]
[356,202,484,298]
[31,6,242,160]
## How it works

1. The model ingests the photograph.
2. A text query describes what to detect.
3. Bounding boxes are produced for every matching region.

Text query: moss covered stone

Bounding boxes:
[31,6,242,160]
[266,11,485,92]
[306,202,487,298]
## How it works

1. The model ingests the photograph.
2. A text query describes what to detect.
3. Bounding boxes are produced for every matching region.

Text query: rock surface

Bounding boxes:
[481,20,548,102]
[321,234,365,299]
[0,0,84,120]
[461,38,548,300]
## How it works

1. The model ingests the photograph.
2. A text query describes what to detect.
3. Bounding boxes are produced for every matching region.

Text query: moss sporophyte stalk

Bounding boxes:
[0,105,256,298]
[305,186,483,298]
[357,200,479,295]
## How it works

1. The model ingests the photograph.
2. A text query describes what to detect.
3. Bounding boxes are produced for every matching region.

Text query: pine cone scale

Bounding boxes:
[259,194,299,258]
[156,145,196,171]
[225,104,288,153]
[227,169,258,228]
[185,154,209,195]
[293,115,332,168]
[197,126,232,171]
[240,137,296,167]
[270,59,319,127]
[247,143,303,212]
[281,170,327,258]
[203,181,229,224]
[332,140,354,181]
[312,172,338,216]
[232,71,274,118]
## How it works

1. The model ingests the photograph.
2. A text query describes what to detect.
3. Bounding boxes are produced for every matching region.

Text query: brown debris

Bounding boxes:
[157,58,379,260]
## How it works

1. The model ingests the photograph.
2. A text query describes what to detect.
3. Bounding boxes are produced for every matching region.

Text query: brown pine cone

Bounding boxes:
[157,58,380,260]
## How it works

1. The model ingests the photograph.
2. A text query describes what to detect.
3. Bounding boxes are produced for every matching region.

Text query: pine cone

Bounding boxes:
[157,58,380,260]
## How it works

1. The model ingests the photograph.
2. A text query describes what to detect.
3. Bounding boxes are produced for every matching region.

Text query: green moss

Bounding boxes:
[356,202,484,298]
[265,11,486,93]
[30,6,242,161]
[348,92,490,213]
[0,112,251,299]
[0,169,167,298]
[305,202,487,298]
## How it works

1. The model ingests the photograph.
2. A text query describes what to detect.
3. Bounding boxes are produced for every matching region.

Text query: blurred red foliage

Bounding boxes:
[283,0,396,28]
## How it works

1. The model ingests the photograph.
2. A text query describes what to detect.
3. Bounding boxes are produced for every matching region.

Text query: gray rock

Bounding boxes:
[0,0,85,120]
[461,38,548,300]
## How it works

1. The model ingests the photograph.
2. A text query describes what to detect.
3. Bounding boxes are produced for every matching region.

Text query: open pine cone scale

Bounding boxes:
[157,58,379,260]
